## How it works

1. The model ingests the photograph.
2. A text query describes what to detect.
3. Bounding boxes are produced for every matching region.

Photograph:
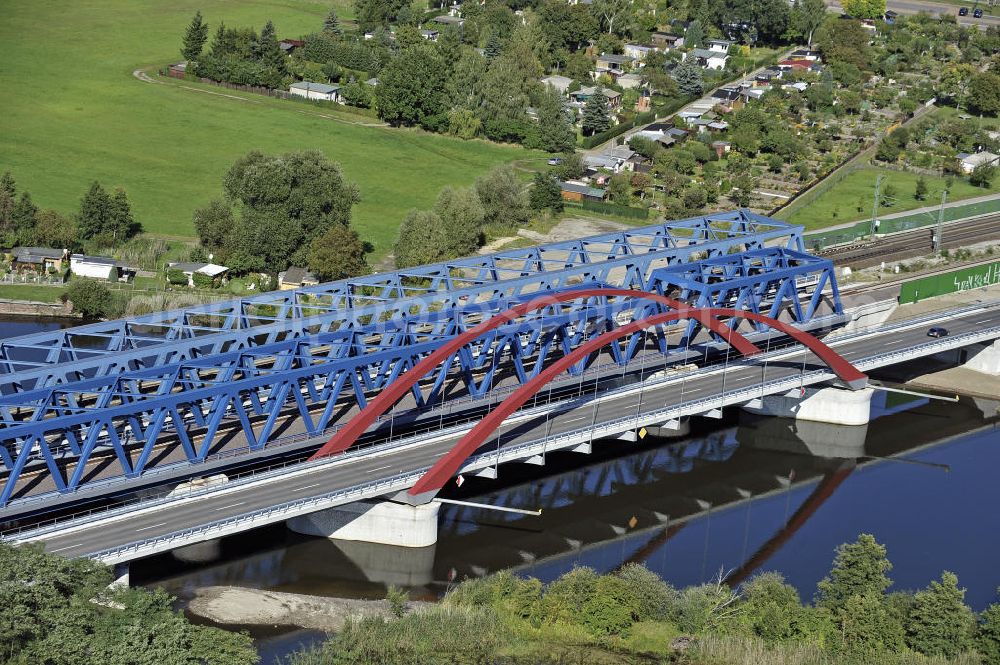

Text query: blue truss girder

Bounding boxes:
[0,211,802,394]
[647,248,842,345]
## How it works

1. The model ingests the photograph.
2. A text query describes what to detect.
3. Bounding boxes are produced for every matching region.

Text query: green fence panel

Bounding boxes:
[564,200,649,219]
[899,260,1000,304]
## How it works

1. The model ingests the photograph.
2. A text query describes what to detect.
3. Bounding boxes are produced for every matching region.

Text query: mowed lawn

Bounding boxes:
[0,0,535,258]
[777,167,995,230]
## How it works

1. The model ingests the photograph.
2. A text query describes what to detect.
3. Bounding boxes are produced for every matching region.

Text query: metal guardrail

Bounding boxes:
[51,321,1000,561]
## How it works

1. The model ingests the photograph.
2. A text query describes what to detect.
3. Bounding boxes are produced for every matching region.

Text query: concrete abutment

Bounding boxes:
[742,386,874,427]
[287,499,440,548]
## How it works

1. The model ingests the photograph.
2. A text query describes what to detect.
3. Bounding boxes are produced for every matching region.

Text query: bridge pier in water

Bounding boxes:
[742,386,875,427]
[287,499,440,548]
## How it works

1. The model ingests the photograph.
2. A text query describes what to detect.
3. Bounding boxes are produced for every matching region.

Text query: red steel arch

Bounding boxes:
[407,308,867,498]
[311,288,761,460]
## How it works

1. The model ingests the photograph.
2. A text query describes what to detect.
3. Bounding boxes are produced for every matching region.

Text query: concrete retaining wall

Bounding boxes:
[0,298,76,317]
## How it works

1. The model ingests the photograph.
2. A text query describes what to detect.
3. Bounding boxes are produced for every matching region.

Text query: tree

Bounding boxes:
[66,280,115,318]
[256,20,286,70]
[817,534,893,614]
[76,182,112,240]
[842,0,886,19]
[354,0,409,31]
[0,171,15,233]
[376,46,449,131]
[534,85,576,153]
[979,593,1000,665]
[686,20,704,48]
[815,17,871,70]
[582,90,611,136]
[915,176,928,201]
[32,209,79,250]
[970,163,997,188]
[475,166,530,232]
[906,572,976,658]
[394,210,447,268]
[968,72,1000,116]
[308,224,370,281]
[11,192,37,233]
[796,0,828,47]
[484,32,504,60]
[591,0,634,35]
[193,199,234,251]
[529,172,564,212]
[0,541,257,664]
[323,6,342,35]
[181,10,209,61]
[107,188,139,242]
[433,187,484,258]
[672,57,704,97]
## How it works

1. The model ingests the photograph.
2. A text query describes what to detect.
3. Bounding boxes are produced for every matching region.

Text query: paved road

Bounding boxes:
[827,0,1000,26]
[27,305,1000,558]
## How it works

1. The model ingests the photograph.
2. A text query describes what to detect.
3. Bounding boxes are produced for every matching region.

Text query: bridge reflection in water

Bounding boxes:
[138,391,999,609]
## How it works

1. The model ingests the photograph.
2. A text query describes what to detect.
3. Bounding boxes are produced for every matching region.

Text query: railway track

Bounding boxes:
[816,214,1000,268]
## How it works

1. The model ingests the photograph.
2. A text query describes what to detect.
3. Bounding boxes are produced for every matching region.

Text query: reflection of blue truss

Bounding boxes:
[0,210,799,394]
[647,248,841,346]
[0,212,828,508]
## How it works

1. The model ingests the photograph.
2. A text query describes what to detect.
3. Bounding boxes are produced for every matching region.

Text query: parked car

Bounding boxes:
[547,157,563,166]
[927,327,949,338]
[959,6,968,15]
[974,8,983,17]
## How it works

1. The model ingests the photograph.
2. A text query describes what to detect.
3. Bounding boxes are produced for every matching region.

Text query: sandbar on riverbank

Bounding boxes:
[187,586,429,632]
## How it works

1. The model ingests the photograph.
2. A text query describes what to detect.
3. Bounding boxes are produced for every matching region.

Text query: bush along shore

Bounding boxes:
[288,534,1000,665]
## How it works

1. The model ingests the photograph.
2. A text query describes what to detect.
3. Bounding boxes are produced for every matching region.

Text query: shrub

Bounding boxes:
[582,576,636,637]
[66,279,115,319]
[386,585,408,618]
[539,567,600,626]
[191,271,215,289]
[166,268,188,286]
[615,563,678,623]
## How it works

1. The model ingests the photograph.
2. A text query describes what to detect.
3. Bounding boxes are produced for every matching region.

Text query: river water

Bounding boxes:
[2,317,999,662]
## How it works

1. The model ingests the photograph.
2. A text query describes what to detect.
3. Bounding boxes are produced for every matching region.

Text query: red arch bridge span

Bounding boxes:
[310,290,868,500]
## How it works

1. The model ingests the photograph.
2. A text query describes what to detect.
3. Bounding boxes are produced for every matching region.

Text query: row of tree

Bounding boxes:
[192,150,369,281]
[181,13,290,89]
[0,172,141,254]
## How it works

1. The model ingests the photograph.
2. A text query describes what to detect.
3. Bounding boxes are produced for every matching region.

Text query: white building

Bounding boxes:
[540,74,574,95]
[684,49,729,70]
[289,81,342,103]
[706,39,732,54]
[70,254,118,280]
[168,262,229,287]
[623,44,654,61]
[957,151,999,174]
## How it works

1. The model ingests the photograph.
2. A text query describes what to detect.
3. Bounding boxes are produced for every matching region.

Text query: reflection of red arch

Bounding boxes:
[725,462,855,587]
[406,309,867,498]
[311,288,761,460]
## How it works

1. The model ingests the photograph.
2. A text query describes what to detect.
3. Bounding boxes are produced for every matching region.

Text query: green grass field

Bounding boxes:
[778,167,995,230]
[0,0,536,259]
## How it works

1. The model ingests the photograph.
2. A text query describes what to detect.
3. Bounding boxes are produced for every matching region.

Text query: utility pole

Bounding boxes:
[933,188,948,252]
[869,174,883,239]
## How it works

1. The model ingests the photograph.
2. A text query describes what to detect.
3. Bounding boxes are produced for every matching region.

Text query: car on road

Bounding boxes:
[959,6,968,15]
[974,8,983,17]
[547,157,563,166]
[927,327,949,338]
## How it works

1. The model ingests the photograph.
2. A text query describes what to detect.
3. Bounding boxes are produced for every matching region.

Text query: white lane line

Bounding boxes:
[48,543,83,553]
[685,387,704,393]
[366,464,392,474]
[214,502,245,511]
[135,521,168,532]
[975,319,994,325]
[291,483,321,492]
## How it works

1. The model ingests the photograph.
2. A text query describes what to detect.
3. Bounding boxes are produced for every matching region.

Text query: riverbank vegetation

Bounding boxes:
[289,534,1000,665]
[0,542,257,664]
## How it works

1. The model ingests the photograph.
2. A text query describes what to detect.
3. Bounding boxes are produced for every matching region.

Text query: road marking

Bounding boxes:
[975,319,994,325]
[366,464,392,474]
[214,502,245,511]
[291,483,321,492]
[135,521,168,532]
[685,387,704,393]
[48,543,83,553]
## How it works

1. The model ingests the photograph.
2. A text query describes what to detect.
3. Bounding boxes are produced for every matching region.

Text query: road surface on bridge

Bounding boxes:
[23,304,1000,559]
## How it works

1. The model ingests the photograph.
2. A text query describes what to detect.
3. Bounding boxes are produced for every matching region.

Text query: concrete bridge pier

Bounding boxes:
[965,339,1000,376]
[287,499,440,548]
[109,562,130,589]
[742,386,874,426]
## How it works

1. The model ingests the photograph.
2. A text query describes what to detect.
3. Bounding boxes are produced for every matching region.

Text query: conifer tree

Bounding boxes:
[582,90,611,136]
[181,10,209,61]
[323,7,342,35]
